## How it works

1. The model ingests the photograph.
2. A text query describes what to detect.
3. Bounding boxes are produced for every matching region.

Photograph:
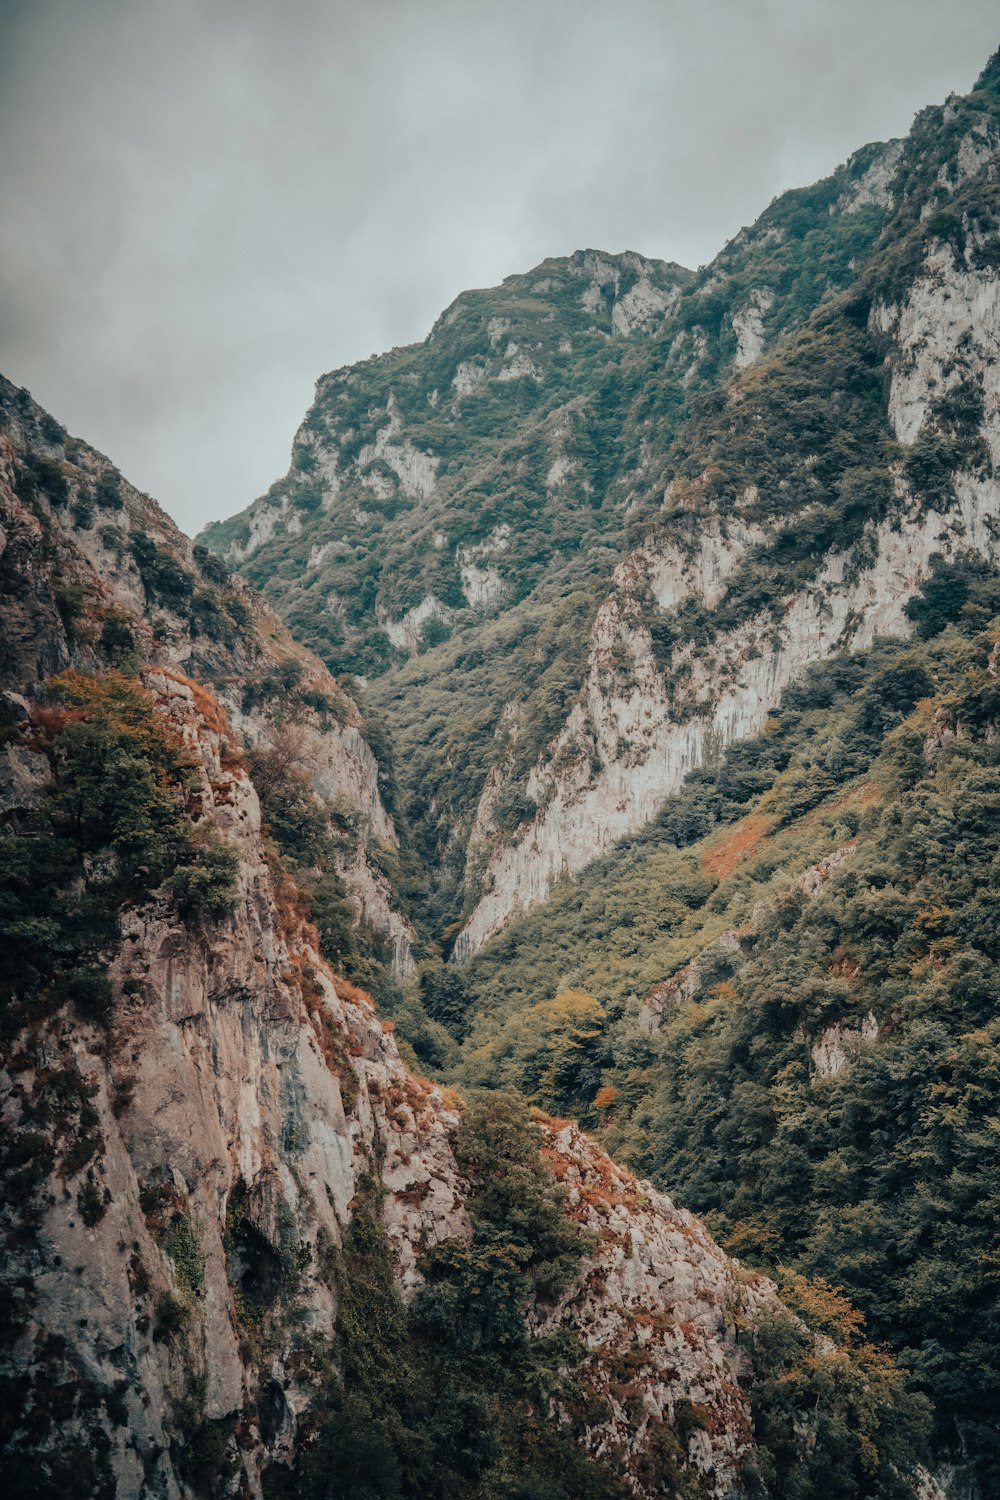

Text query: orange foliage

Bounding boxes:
[271,866,320,956]
[709,981,738,1002]
[333,975,376,1010]
[310,1005,356,1085]
[438,1085,464,1114]
[813,780,879,818]
[777,1266,868,1342]
[28,702,84,743]
[542,1151,572,1182]
[702,813,770,880]
[529,1106,572,1130]
[160,667,231,738]
[39,671,194,780]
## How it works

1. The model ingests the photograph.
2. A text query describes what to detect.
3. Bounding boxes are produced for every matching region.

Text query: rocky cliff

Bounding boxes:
[451,64,1000,957]
[0,378,412,978]
[199,250,693,679]
[0,383,929,1496]
[201,62,1000,971]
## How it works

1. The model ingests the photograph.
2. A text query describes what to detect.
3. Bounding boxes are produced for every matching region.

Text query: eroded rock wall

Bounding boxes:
[0,378,413,976]
[454,214,1000,960]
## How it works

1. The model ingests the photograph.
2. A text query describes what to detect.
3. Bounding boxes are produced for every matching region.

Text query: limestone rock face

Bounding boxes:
[0,378,413,976]
[0,664,467,1497]
[537,1121,781,1495]
[0,376,826,1499]
[810,1013,880,1077]
[731,286,775,369]
[454,183,1000,959]
[0,651,791,1496]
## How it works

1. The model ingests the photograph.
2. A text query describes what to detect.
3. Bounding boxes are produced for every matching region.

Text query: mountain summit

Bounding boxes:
[204,57,1000,969]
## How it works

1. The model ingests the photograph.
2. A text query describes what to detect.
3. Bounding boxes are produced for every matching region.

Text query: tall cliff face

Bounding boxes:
[449,66,1000,958]
[200,79,1000,967]
[0,378,412,979]
[0,385,929,1497]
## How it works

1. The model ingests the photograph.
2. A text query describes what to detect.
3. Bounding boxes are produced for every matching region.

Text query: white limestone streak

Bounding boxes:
[454,249,1000,961]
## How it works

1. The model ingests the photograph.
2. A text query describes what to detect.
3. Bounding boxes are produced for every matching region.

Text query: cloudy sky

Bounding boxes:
[1,0,997,536]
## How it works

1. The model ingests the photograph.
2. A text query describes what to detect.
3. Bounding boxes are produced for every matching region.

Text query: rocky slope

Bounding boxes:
[450,57,1000,957]
[201,133,907,954]
[0,385,930,1496]
[0,377,412,978]
[199,250,694,677]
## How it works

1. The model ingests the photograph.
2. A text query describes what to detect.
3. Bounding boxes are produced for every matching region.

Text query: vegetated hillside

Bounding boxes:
[0,375,413,984]
[201,135,902,947]
[445,55,1000,962]
[453,599,1000,1496]
[0,385,932,1498]
[203,43,1000,1497]
[207,54,1000,975]
[427,53,1000,1494]
[200,249,692,676]
[203,151,896,678]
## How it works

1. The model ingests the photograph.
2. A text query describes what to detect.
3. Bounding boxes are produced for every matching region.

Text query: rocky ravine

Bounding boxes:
[453,105,1000,961]
[1,377,880,1498]
[0,510,779,1499]
[198,62,1000,976]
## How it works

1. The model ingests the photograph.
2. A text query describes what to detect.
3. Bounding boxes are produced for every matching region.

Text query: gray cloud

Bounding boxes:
[1,0,997,534]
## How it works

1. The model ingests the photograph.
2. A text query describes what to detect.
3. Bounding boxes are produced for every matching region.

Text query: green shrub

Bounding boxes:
[94,469,123,510]
[153,1291,189,1342]
[130,532,195,608]
[270,1103,627,1500]
[77,1175,110,1227]
[54,583,87,636]
[63,966,114,1021]
[420,966,473,1037]
[170,836,241,921]
[161,1208,206,1297]
[193,542,230,585]
[98,613,140,669]
[904,552,1000,639]
[743,1275,930,1499]
[170,1376,236,1496]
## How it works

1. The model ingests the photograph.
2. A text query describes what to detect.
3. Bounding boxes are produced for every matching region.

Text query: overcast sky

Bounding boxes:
[1,0,997,536]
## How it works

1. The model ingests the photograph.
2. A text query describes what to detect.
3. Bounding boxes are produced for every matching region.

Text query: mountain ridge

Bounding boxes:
[192,46,1000,1493]
[200,122,920,969]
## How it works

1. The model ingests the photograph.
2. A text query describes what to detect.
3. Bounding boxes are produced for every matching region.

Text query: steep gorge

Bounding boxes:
[190,48,1000,1497]
[205,55,1000,979]
[6,42,1000,1500]
[0,380,932,1497]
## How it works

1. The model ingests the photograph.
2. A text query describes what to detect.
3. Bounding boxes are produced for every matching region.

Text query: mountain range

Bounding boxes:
[3,44,1000,1500]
